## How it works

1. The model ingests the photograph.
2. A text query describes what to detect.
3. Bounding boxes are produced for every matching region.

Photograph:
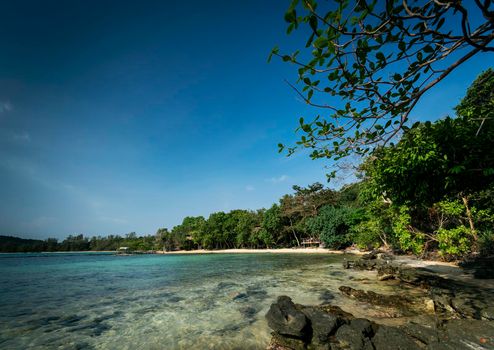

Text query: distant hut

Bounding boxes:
[301,238,322,248]
[116,246,132,255]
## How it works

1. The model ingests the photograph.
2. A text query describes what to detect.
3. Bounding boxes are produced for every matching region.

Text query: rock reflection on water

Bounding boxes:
[0,252,414,349]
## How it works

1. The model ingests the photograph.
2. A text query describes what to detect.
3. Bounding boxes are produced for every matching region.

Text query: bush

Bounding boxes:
[479,231,494,256]
[351,219,382,250]
[393,205,425,255]
[436,225,473,258]
[305,206,358,249]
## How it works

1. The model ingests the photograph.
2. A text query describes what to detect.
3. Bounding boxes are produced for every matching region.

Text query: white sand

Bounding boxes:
[156,247,365,255]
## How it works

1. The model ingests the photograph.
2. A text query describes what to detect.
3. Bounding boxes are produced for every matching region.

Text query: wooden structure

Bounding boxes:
[116,246,132,255]
[301,238,322,248]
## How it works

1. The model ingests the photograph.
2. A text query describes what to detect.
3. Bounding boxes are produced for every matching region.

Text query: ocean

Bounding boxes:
[0,252,394,349]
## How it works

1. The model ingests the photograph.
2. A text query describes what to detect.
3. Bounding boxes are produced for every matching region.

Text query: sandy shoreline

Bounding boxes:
[155,247,364,255]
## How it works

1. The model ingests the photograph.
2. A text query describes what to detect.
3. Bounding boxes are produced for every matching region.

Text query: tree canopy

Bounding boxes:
[270,0,494,176]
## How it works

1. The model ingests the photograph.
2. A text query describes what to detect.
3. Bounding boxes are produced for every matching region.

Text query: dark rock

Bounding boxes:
[307,342,330,350]
[167,296,184,303]
[302,307,341,344]
[239,306,258,318]
[460,255,494,279]
[271,332,307,350]
[376,264,399,281]
[318,305,355,322]
[372,325,421,350]
[266,296,309,338]
[350,318,375,338]
[338,286,411,309]
[216,281,238,290]
[436,319,494,350]
[246,286,268,300]
[402,322,439,345]
[481,306,494,320]
[450,297,478,318]
[319,290,335,304]
[334,324,366,350]
[233,292,248,301]
[362,250,379,260]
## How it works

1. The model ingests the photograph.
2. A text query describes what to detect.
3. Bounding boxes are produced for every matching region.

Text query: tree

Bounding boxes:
[270,0,494,175]
[280,182,338,244]
[360,69,494,254]
[363,70,494,210]
[259,204,284,248]
[305,205,358,249]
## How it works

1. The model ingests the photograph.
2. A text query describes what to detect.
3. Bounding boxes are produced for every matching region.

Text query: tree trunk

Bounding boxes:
[288,217,301,246]
[461,196,477,240]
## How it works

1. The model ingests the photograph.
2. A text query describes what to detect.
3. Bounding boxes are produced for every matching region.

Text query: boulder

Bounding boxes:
[302,307,341,344]
[334,324,367,350]
[266,296,309,339]
[338,286,411,309]
[372,325,421,350]
[270,332,307,350]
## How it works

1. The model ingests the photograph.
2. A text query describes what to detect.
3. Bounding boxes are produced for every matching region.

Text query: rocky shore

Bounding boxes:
[265,252,494,349]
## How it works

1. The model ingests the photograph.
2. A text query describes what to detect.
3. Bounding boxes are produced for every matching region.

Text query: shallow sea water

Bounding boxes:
[0,252,406,349]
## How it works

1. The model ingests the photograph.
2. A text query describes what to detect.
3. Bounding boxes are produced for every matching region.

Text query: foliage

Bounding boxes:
[280,182,338,245]
[478,231,494,257]
[351,219,382,250]
[305,205,358,249]
[392,205,425,255]
[363,70,494,207]
[271,1,494,174]
[436,226,473,258]
[259,204,283,248]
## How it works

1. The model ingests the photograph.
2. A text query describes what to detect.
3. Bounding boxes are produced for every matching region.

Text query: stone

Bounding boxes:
[233,292,248,301]
[239,306,258,318]
[372,325,421,350]
[319,290,335,304]
[271,332,307,350]
[350,318,374,338]
[481,306,494,320]
[302,307,341,344]
[266,296,309,338]
[402,322,439,345]
[439,319,494,350]
[338,286,412,310]
[335,324,366,350]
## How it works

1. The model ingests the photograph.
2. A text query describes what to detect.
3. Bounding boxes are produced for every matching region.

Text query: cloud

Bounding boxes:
[266,175,289,184]
[245,185,255,192]
[0,101,12,114]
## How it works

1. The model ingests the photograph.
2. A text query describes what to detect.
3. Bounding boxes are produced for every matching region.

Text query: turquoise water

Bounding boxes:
[0,252,395,349]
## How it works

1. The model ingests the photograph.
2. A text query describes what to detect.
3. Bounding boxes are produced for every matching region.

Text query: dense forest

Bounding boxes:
[1,70,493,259]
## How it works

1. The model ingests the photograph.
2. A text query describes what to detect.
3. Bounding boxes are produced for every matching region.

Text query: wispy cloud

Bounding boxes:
[0,101,12,114]
[266,175,289,184]
[245,185,255,192]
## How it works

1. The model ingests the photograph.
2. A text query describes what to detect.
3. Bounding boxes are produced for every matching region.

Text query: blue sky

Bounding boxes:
[0,1,491,239]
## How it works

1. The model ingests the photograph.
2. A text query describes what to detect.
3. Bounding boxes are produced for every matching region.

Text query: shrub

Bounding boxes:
[393,205,425,255]
[478,231,494,256]
[351,219,382,250]
[436,225,473,258]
